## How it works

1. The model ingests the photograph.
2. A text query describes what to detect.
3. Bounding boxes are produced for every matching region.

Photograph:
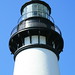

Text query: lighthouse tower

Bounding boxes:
[9,0,64,75]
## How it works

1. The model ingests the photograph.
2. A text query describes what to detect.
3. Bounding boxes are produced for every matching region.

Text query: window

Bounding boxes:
[23,7,27,14]
[52,42,55,49]
[27,12,32,18]
[27,5,32,13]
[22,14,27,20]
[38,11,42,17]
[38,4,43,12]
[42,13,46,18]
[43,6,47,13]
[32,11,37,16]
[22,7,27,20]
[32,4,38,11]
[24,37,30,46]
[40,36,46,44]
[32,36,38,44]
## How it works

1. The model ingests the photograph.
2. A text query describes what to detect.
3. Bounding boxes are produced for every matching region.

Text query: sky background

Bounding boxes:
[0,0,75,75]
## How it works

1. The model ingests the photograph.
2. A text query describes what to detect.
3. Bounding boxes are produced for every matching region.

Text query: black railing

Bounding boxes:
[11,22,62,36]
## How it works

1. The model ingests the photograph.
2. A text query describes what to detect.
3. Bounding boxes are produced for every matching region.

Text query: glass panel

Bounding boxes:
[32,4,38,11]
[52,42,55,49]
[22,14,27,20]
[38,4,43,12]
[32,11,37,16]
[47,9,49,15]
[30,4,33,11]
[22,8,25,15]
[40,36,46,44]
[38,11,42,17]
[43,6,48,13]
[46,14,48,18]
[23,7,27,14]
[22,7,27,20]
[24,37,30,46]
[42,13,46,18]
[27,5,32,13]
[32,36,38,44]
[27,12,32,18]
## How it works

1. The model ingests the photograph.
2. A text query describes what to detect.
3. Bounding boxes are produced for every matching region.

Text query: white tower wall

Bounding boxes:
[14,48,60,75]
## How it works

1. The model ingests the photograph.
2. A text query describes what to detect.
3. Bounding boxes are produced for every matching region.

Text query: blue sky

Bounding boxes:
[0,0,75,75]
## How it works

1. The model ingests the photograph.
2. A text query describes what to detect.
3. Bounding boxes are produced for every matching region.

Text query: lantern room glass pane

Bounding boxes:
[22,3,49,20]
[23,7,27,15]
[32,11,38,16]
[38,4,43,11]
[43,6,48,13]
[32,4,38,11]
[27,5,32,12]
[42,13,46,18]
[38,11,42,17]
[27,12,32,18]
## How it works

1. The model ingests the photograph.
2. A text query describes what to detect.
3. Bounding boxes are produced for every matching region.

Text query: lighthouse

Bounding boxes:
[9,0,64,75]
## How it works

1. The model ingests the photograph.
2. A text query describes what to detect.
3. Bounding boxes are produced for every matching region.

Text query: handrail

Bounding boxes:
[55,25,62,35]
[11,25,18,36]
[50,16,55,24]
